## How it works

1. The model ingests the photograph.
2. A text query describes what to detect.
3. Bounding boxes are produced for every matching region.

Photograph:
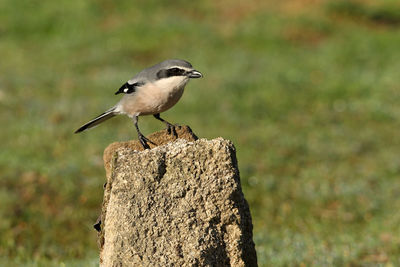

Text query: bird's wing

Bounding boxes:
[115,63,160,95]
[114,81,145,95]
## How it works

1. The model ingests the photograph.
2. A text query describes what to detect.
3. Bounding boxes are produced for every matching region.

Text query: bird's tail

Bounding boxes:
[74,107,117,133]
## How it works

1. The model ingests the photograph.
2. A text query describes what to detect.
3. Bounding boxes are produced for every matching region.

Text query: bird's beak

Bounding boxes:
[187,70,203,78]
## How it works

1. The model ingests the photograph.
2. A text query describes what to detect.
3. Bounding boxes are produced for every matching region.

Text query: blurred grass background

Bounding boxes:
[1,0,400,265]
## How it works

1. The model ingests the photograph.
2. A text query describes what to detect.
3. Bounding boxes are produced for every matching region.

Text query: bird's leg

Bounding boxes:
[133,116,153,149]
[153,113,178,138]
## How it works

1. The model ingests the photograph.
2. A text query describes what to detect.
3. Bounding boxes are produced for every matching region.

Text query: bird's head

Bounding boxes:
[156,59,203,80]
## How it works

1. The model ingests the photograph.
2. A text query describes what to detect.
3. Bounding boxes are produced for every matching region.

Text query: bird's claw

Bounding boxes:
[138,134,154,149]
[166,123,179,138]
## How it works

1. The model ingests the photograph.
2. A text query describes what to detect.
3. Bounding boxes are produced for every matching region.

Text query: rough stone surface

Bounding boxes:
[103,125,198,180]
[99,127,257,266]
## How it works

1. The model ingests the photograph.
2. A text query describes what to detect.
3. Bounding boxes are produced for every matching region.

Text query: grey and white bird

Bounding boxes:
[74,59,202,149]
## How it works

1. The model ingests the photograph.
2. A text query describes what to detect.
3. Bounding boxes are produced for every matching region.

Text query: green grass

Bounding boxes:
[1,0,400,265]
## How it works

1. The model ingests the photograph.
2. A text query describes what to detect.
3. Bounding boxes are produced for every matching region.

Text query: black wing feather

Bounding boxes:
[114,82,144,95]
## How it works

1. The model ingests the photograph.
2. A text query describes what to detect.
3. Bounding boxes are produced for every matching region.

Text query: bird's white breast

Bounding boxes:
[118,76,189,117]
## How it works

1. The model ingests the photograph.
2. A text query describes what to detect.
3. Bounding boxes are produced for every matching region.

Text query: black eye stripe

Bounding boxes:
[168,68,185,76]
[156,67,186,79]
[170,67,182,73]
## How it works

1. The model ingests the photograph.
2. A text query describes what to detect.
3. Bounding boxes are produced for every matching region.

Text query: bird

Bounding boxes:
[74,59,203,149]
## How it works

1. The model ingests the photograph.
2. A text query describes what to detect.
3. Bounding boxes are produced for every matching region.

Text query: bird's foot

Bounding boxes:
[138,133,154,149]
[166,123,179,138]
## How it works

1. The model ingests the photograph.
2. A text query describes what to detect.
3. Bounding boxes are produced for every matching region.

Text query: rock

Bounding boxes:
[99,127,257,266]
[103,125,198,180]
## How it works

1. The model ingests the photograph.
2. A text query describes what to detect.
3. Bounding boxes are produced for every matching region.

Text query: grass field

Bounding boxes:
[1,0,400,265]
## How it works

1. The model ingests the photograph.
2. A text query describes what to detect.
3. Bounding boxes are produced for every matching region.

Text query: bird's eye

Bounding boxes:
[166,67,184,77]
[171,68,181,73]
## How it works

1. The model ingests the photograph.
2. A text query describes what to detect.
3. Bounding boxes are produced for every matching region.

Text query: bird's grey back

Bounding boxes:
[129,59,193,84]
